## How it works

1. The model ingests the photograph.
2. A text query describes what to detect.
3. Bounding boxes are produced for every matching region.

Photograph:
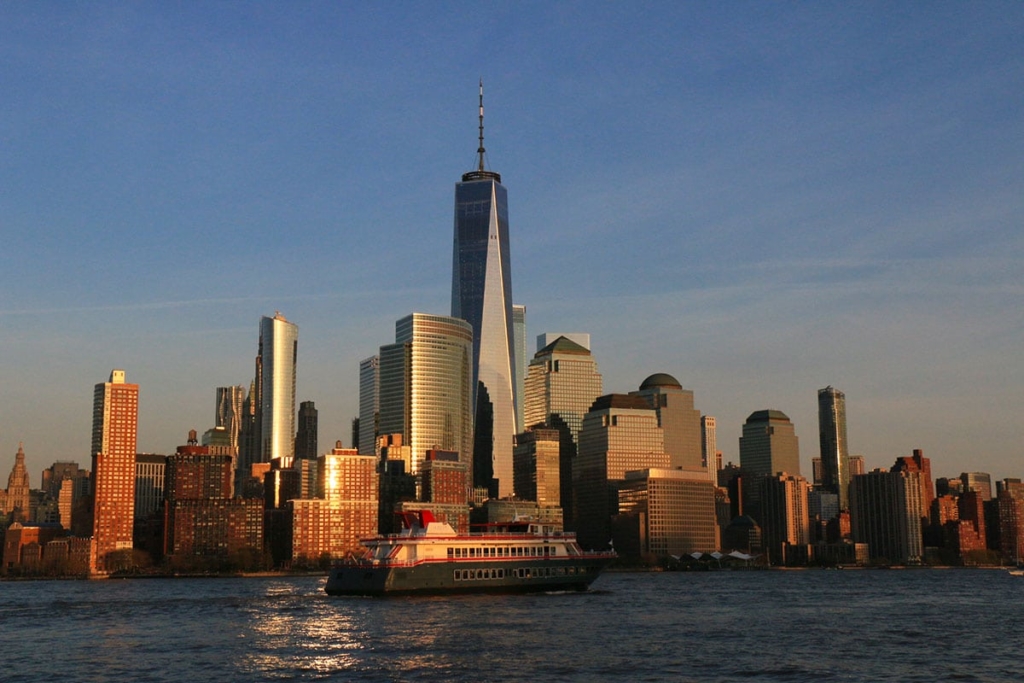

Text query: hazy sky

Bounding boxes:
[2,3,1022,485]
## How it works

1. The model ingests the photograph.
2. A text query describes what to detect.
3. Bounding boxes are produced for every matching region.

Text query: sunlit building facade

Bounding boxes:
[259,313,298,467]
[451,83,517,497]
[378,313,474,477]
[513,427,561,507]
[614,468,719,560]
[850,469,924,564]
[523,335,603,519]
[632,373,705,477]
[575,394,670,550]
[90,369,139,574]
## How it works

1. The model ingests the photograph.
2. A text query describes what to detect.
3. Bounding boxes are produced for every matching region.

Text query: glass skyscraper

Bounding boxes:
[817,385,850,509]
[377,313,474,479]
[259,313,298,467]
[451,82,517,498]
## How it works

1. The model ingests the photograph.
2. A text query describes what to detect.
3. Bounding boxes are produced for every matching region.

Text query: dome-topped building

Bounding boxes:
[638,372,682,391]
[631,373,705,475]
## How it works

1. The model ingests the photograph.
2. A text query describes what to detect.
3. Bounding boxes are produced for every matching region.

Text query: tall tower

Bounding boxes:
[295,400,318,461]
[215,385,246,453]
[358,355,380,456]
[5,444,31,521]
[523,335,603,520]
[817,386,850,509]
[451,81,517,498]
[90,369,139,574]
[739,409,800,479]
[512,303,527,433]
[258,313,298,467]
[632,373,705,477]
[378,313,474,478]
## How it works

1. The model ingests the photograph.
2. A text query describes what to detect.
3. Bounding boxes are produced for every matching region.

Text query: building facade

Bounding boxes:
[817,386,850,509]
[258,313,298,467]
[90,369,139,574]
[451,83,517,498]
[295,400,318,461]
[378,313,474,478]
[632,373,705,477]
[739,409,801,479]
[614,468,718,560]
[358,355,380,456]
[575,394,670,550]
[850,469,924,564]
[513,427,561,507]
[758,473,811,565]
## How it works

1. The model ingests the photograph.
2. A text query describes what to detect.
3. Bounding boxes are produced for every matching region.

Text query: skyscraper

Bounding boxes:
[295,400,318,461]
[4,444,30,523]
[739,409,800,479]
[575,394,670,549]
[90,369,139,574]
[258,313,298,467]
[358,355,380,456]
[632,373,704,476]
[701,415,717,474]
[513,303,526,434]
[523,335,603,519]
[377,313,474,478]
[817,386,850,509]
[850,469,924,564]
[215,385,246,454]
[451,82,517,498]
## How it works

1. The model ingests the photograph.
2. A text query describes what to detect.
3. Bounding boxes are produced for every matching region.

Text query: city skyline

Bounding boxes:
[1,6,1022,482]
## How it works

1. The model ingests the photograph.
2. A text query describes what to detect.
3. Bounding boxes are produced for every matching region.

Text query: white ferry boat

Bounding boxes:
[324,510,615,596]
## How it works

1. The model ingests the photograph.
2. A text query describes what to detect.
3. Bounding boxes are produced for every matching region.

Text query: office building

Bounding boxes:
[378,313,474,478]
[523,335,603,517]
[90,369,139,574]
[4,444,30,523]
[758,473,811,565]
[295,400,318,461]
[134,454,167,520]
[817,386,850,508]
[513,427,561,507]
[701,415,717,473]
[960,472,993,501]
[614,468,718,560]
[451,82,517,498]
[850,469,924,564]
[739,409,800,479]
[892,449,934,531]
[358,355,380,456]
[513,304,526,433]
[575,394,670,550]
[847,455,865,477]
[258,313,298,467]
[632,373,704,476]
[421,449,471,505]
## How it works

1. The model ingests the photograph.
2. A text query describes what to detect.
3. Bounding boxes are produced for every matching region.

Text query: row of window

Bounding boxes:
[453,565,585,581]
[448,545,553,559]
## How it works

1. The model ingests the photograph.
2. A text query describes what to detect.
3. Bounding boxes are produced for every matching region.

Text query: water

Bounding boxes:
[2,569,1021,682]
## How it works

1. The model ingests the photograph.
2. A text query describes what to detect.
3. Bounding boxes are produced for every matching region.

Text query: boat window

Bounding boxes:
[447,548,454,558]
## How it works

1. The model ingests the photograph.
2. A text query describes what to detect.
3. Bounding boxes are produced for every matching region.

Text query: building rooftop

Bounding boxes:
[639,372,682,391]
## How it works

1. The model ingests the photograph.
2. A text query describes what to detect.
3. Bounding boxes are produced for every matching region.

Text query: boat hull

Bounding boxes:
[325,556,612,596]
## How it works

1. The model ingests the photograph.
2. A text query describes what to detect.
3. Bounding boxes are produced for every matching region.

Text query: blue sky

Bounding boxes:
[2,3,1022,484]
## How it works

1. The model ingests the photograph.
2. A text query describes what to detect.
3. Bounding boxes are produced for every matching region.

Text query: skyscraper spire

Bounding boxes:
[477,79,486,172]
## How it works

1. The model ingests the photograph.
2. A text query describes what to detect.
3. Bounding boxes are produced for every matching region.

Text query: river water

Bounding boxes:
[2,569,1021,682]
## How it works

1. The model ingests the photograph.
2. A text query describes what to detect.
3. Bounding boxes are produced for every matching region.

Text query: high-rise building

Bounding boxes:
[4,444,30,522]
[817,386,850,509]
[358,356,380,456]
[614,468,718,559]
[513,303,526,433]
[258,313,298,467]
[850,469,924,564]
[892,449,934,531]
[90,369,139,574]
[522,335,603,516]
[378,313,474,478]
[134,454,167,520]
[295,401,318,461]
[701,416,717,473]
[847,455,865,477]
[758,473,811,565]
[451,82,517,498]
[632,373,705,477]
[738,409,800,479]
[536,333,590,352]
[215,386,246,454]
[960,472,993,501]
[575,394,670,550]
[513,427,561,507]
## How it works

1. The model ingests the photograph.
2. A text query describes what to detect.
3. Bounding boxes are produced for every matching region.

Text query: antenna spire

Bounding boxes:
[477,79,486,172]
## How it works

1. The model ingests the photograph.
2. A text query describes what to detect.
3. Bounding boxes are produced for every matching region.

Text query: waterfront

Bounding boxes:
[2,569,1021,682]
